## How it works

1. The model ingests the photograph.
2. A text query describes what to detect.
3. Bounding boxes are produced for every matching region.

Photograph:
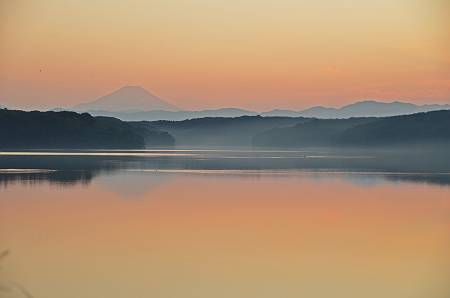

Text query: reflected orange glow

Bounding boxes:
[1,173,449,298]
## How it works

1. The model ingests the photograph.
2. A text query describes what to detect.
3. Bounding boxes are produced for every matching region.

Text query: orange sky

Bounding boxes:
[0,0,449,110]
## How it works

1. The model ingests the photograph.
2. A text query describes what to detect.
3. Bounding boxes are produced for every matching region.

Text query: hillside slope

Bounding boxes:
[142,116,307,147]
[253,110,450,148]
[0,110,174,149]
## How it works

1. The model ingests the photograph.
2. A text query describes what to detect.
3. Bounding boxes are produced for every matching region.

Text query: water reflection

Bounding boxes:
[1,168,449,298]
[0,149,450,188]
[1,150,450,298]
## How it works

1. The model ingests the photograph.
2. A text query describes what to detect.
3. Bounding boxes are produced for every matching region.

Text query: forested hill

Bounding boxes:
[339,110,450,145]
[253,110,450,148]
[1,109,449,149]
[142,116,308,147]
[0,109,174,149]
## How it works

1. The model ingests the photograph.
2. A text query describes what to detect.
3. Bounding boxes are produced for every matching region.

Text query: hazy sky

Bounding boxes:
[1,0,449,110]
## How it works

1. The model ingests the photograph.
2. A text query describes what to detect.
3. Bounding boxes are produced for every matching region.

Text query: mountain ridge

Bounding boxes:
[73,100,450,121]
[262,100,450,118]
[53,85,450,120]
[73,86,178,112]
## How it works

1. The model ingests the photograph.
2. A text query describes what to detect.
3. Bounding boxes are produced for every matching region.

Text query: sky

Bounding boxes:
[0,0,449,111]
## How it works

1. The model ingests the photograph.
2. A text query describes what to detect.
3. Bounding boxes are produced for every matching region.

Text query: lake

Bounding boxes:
[1,149,449,298]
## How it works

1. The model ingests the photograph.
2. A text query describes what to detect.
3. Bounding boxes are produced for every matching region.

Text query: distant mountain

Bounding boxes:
[298,106,340,118]
[78,100,450,121]
[73,86,178,112]
[68,93,450,121]
[262,101,450,118]
[85,108,257,121]
[337,101,418,117]
[262,106,339,118]
[259,109,302,117]
[253,110,450,148]
[0,109,174,149]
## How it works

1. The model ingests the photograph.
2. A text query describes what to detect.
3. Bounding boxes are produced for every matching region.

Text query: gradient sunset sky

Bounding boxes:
[1,0,449,110]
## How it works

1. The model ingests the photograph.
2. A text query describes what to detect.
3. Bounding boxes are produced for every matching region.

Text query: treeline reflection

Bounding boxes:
[0,149,449,188]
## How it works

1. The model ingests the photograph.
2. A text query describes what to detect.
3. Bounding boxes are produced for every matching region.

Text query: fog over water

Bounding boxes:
[0,148,449,186]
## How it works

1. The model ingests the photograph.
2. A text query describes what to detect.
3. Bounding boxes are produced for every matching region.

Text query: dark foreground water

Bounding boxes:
[0,149,449,298]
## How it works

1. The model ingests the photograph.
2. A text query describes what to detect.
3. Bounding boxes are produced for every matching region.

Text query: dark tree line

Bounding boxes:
[0,110,174,149]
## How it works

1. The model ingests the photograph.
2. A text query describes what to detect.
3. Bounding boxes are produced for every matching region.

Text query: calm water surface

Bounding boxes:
[1,150,449,298]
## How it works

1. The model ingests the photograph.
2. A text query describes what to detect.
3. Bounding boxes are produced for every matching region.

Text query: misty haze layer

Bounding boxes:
[45,86,450,121]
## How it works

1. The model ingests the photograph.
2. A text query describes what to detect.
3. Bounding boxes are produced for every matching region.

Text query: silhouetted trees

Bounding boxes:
[0,110,174,149]
[253,110,450,148]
